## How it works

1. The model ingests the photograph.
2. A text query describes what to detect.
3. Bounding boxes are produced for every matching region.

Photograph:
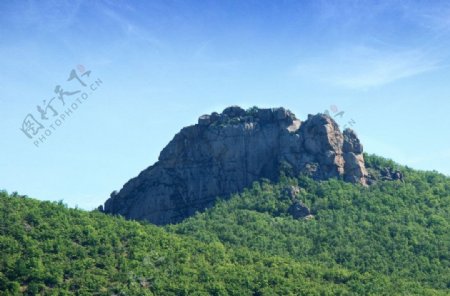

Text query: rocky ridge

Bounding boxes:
[103,106,368,225]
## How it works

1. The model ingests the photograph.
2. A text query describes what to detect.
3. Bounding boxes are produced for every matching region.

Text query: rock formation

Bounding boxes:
[103,106,368,225]
[288,199,311,219]
[380,167,404,182]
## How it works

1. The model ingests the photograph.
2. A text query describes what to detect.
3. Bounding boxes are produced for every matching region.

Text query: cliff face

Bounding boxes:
[103,106,368,225]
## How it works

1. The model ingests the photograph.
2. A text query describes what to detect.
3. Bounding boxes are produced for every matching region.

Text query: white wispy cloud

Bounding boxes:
[98,4,165,50]
[295,45,444,89]
[399,1,450,33]
[293,0,450,90]
[14,0,83,31]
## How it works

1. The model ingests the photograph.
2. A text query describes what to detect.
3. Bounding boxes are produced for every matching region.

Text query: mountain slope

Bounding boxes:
[168,154,450,293]
[0,155,449,295]
[0,192,370,295]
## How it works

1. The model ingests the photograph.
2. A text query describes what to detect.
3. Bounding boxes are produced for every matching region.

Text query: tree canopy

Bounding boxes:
[1,154,449,295]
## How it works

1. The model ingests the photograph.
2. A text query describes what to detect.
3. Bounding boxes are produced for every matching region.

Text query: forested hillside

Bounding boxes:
[1,155,449,295]
[170,154,450,293]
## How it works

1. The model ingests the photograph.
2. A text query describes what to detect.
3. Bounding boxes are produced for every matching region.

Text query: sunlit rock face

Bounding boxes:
[103,106,368,225]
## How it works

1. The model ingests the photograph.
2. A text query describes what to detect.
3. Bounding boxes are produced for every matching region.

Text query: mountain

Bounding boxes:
[103,106,369,225]
[1,157,449,295]
[1,191,366,295]
[2,106,448,295]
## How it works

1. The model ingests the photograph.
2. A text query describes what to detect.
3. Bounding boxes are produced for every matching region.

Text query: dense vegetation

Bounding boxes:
[1,155,449,295]
[0,193,387,295]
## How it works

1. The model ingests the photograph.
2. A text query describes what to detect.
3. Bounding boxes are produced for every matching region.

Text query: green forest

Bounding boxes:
[1,154,449,295]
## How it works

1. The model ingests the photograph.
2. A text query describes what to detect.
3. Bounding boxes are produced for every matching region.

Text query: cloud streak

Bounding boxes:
[293,0,450,90]
[295,45,444,89]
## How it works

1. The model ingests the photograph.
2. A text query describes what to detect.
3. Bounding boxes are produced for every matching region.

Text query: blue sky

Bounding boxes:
[1,0,450,209]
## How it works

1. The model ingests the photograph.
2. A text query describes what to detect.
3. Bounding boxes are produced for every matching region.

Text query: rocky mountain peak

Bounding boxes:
[103,106,368,225]
[196,105,298,129]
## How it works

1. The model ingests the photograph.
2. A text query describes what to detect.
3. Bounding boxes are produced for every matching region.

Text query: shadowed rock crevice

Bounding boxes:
[103,106,368,225]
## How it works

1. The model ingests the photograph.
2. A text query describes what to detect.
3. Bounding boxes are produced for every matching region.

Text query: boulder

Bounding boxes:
[198,114,211,126]
[288,199,311,219]
[381,167,404,181]
[283,185,301,199]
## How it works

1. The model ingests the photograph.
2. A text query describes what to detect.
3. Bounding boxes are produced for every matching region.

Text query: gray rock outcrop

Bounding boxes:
[380,167,404,182]
[288,199,311,219]
[103,106,368,225]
